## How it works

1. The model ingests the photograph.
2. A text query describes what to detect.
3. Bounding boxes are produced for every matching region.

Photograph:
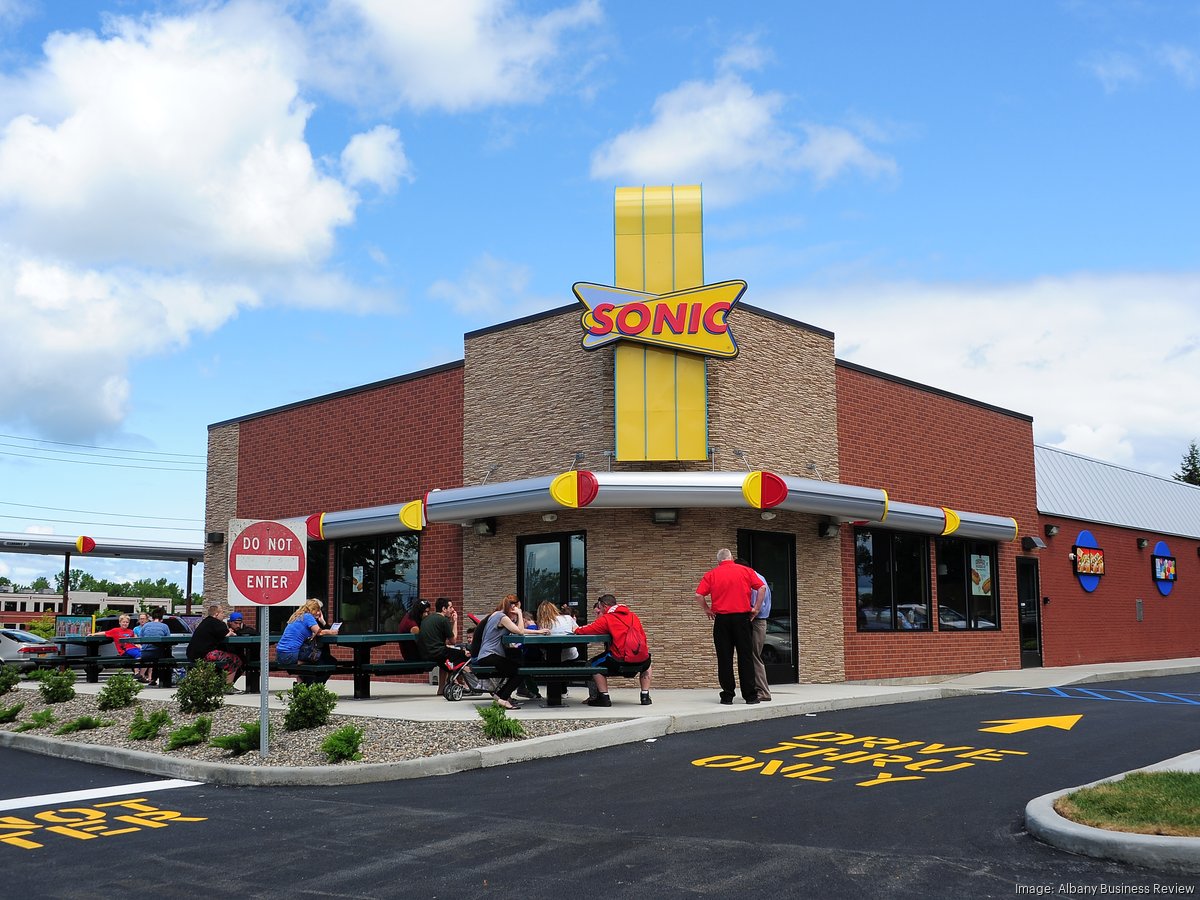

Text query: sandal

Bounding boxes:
[495,697,520,710]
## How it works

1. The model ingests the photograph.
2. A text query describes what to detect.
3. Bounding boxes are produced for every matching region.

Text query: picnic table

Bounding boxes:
[493,633,612,707]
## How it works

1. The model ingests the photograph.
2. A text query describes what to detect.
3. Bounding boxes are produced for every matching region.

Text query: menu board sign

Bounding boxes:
[1152,555,1176,582]
[1072,545,1105,576]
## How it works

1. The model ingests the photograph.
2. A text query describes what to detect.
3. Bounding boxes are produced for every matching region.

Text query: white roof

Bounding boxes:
[1035,445,1200,539]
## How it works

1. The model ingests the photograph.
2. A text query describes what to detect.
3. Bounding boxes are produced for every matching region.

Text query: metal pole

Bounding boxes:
[259,622,269,758]
[62,552,71,615]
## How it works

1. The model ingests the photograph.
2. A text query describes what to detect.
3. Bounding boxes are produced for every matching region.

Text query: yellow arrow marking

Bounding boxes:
[979,715,1082,734]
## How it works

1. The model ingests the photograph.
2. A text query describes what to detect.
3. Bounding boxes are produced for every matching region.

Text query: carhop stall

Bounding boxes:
[203,184,1199,688]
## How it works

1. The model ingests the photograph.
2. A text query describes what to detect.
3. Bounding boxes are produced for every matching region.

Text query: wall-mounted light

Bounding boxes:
[1044,524,1059,538]
[760,511,777,521]
[206,532,224,545]
[1137,538,1149,550]
[472,518,496,537]
[541,513,558,523]
[817,521,840,539]
[1021,535,1047,552]
[651,509,679,525]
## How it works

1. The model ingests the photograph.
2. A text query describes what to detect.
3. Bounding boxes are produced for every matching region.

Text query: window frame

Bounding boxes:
[934,537,1001,631]
[853,526,932,633]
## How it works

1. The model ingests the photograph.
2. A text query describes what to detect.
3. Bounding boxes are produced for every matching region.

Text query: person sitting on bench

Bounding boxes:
[418,598,470,696]
[574,593,653,707]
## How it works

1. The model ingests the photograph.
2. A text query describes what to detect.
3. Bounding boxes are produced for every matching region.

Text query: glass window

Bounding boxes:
[935,538,1000,630]
[335,533,419,633]
[855,527,931,632]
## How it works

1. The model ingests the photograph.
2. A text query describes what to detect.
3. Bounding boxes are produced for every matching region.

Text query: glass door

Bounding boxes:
[1017,557,1042,668]
[737,529,797,683]
[518,532,587,625]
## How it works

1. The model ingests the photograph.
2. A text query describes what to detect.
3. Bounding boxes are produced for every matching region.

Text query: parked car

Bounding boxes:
[761,618,792,664]
[936,605,997,630]
[0,628,57,670]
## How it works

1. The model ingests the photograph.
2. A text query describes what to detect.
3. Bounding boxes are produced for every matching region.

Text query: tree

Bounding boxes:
[1176,440,1200,486]
[30,576,50,591]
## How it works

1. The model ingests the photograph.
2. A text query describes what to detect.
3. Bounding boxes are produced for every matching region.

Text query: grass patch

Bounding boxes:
[1054,771,1200,837]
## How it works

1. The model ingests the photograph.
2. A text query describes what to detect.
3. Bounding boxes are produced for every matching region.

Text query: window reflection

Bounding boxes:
[855,528,931,631]
[336,533,419,633]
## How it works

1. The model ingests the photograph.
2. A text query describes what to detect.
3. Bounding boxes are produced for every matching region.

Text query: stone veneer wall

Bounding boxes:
[204,423,239,603]
[463,305,845,686]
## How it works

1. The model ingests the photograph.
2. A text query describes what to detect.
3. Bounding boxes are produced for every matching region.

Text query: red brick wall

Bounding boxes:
[1037,519,1200,665]
[234,364,465,627]
[837,363,1038,679]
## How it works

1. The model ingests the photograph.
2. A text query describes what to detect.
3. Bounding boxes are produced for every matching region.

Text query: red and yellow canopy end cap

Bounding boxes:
[742,472,788,509]
[399,499,425,532]
[550,470,600,508]
[941,508,962,536]
[306,514,325,541]
[75,536,95,554]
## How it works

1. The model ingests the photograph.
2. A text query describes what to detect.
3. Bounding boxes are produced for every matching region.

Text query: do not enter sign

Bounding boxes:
[227,519,307,606]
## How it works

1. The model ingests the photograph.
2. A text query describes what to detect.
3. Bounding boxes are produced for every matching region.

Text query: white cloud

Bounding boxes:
[1084,51,1143,93]
[717,33,773,75]
[756,273,1200,476]
[316,0,603,111]
[428,253,556,320]
[0,3,402,439]
[1158,43,1200,89]
[341,125,411,192]
[590,73,895,204]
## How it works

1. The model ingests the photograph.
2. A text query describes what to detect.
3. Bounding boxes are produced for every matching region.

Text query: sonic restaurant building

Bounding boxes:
[202,187,1200,689]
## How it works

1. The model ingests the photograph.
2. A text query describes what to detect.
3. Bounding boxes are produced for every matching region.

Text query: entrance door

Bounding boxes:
[737,529,797,683]
[1016,557,1042,668]
[517,532,588,624]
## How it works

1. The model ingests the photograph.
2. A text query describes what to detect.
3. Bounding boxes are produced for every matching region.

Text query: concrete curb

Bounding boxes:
[1025,750,1200,875]
[0,717,673,786]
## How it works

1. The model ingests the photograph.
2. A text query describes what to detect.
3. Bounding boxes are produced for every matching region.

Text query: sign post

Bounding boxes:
[227,518,307,758]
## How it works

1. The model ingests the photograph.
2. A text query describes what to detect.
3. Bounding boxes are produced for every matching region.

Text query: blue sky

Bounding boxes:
[1,0,1198,591]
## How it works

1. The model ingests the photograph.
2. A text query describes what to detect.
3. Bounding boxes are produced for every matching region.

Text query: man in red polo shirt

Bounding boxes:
[695,548,765,705]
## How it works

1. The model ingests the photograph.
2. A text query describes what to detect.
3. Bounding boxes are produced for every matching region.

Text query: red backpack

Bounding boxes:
[605,606,649,663]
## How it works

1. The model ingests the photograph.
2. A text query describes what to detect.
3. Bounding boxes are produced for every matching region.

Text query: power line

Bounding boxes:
[0,432,204,459]
[0,501,201,523]
[0,449,204,473]
[0,441,207,467]
[0,513,202,533]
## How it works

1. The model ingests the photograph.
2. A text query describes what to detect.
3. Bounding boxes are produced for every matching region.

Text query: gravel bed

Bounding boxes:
[0,685,610,768]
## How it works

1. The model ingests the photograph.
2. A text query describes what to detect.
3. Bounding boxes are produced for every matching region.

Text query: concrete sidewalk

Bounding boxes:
[4,657,1199,872]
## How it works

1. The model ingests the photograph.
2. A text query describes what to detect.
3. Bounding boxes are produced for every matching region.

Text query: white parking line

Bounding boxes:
[0,779,202,812]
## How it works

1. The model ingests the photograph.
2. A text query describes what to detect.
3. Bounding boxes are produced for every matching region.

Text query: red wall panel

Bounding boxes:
[837,363,1038,680]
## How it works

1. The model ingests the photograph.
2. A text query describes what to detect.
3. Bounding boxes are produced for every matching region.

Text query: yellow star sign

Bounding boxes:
[574,280,747,359]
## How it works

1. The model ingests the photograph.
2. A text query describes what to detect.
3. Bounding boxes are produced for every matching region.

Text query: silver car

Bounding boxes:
[0,628,57,671]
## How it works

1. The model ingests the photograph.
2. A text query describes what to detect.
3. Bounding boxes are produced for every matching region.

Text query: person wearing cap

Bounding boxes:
[574,594,653,707]
[227,610,259,682]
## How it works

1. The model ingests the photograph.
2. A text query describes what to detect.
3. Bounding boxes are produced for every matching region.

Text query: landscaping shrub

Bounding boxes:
[23,667,55,682]
[175,661,225,714]
[38,670,76,704]
[0,701,25,723]
[0,662,20,693]
[55,715,112,735]
[283,682,338,731]
[321,724,365,763]
[128,708,172,740]
[166,716,212,750]
[14,710,55,732]
[210,721,261,756]
[97,672,142,711]
[477,702,525,740]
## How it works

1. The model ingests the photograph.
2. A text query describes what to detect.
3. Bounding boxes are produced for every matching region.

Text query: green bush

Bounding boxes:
[477,702,526,740]
[23,666,56,682]
[0,662,20,693]
[14,709,55,732]
[25,614,55,639]
[165,716,212,750]
[321,724,365,763]
[0,701,25,723]
[54,715,112,735]
[210,721,261,756]
[38,670,76,704]
[282,682,338,731]
[128,708,172,740]
[97,672,142,711]
[175,661,225,714]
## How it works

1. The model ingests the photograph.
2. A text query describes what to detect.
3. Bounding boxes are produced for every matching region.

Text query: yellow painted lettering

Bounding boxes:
[692,755,758,768]
[905,759,975,773]
[915,743,975,756]
[791,731,856,743]
[868,754,915,768]
[779,764,835,781]
[857,772,926,787]
[760,760,783,775]
[956,749,1028,761]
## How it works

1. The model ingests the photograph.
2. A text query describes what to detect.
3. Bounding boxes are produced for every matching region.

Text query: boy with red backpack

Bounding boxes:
[574,593,652,707]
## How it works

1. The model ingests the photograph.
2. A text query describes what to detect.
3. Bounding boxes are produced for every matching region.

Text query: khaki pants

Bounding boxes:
[751,618,771,700]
